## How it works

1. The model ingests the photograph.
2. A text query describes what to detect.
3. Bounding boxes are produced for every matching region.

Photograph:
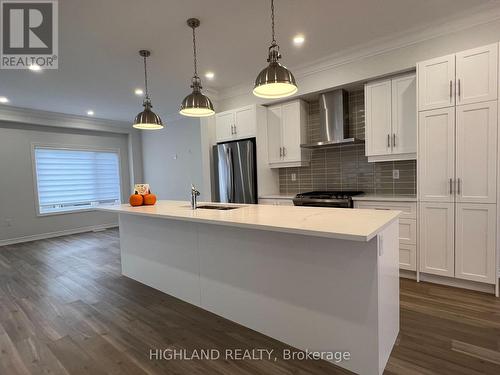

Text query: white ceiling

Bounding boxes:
[0,0,497,123]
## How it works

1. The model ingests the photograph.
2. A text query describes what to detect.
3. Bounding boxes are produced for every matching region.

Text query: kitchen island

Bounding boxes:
[98,201,401,375]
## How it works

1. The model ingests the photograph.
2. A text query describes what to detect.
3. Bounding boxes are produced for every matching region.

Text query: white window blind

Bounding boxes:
[34,147,121,214]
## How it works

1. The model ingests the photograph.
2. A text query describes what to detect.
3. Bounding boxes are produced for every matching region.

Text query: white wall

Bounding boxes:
[217,14,500,111]
[0,123,131,243]
[142,116,204,201]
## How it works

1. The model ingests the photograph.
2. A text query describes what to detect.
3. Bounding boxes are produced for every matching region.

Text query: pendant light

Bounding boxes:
[180,18,215,117]
[253,0,297,99]
[133,50,164,130]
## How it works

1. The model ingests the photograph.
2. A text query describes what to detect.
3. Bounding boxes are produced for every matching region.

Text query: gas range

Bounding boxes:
[293,191,364,208]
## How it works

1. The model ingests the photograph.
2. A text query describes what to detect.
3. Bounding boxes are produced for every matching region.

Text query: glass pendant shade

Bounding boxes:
[180,18,215,118]
[133,102,163,129]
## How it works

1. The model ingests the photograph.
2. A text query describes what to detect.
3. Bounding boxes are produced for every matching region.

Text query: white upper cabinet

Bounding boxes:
[267,100,310,168]
[233,106,255,139]
[418,107,455,202]
[455,203,496,284]
[267,106,282,164]
[365,80,392,157]
[456,44,498,106]
[215,112,235,142]
[365,73,416,162]
[215,105,257,142]
[392,74,417,156]
[455,101,497,204]
[418,54,455,111]
[418,44,498,111]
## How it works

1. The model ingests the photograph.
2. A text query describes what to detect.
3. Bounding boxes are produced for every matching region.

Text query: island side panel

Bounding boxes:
[197,224,382,375]
[118,213,202,307]
[377,220,400,375]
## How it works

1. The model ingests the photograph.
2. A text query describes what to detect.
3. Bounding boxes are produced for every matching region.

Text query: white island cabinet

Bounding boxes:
[98,201,401,375]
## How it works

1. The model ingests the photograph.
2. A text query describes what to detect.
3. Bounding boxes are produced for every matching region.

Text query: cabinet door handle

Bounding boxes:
[457,178,461,195]
[458,79,461,100]
[231,125,234,135]
[233,124,237,134]
[279,147,282,158]
[387,134,390,148]
[449,178,453,195]
[449,80,453,101]
[392,134,396,148]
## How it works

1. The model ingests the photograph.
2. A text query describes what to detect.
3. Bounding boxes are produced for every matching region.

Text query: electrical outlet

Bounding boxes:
[392,169,399,180]
[291,173,297,182]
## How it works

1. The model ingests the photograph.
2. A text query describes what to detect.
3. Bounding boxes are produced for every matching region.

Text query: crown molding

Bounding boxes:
[218,2,500,102]
[0,105,132,133]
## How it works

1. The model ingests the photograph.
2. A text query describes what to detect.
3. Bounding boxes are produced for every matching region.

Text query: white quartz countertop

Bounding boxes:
[98,200,401,242]
[352,194,417,202]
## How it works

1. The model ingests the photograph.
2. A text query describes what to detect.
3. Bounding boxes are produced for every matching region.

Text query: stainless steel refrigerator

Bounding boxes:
[212,138,257,204]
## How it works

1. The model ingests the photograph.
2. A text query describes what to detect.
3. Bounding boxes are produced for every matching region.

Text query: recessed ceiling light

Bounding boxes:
[29,64,42,72]
[293,34,305,46]
[205,72,215,80]
[0,96,9,103]
[134,88,144,96]
[87,110,94,116]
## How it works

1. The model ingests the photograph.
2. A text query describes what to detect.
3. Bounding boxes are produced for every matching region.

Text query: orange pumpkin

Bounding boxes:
[143,193,157,205]
[129,193,144,206]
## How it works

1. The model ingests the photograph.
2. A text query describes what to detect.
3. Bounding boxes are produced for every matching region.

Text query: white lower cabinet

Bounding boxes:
[354,200,417,271]
[455,203,496,284]
[419,202,497,284]
[399,244,417,272]
[419,202,455,277]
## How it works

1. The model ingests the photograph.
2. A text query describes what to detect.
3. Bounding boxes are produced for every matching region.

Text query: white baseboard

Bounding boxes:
[0,223,118,247]
[400,270,495,294]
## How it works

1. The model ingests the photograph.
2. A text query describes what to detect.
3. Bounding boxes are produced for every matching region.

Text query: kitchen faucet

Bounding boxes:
[191,184,200,209]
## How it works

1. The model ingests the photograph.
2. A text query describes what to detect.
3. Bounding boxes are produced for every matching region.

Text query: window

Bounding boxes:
[33,146,121,215]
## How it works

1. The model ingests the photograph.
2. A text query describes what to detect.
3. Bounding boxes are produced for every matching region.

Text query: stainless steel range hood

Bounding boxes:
[301,89,363,149]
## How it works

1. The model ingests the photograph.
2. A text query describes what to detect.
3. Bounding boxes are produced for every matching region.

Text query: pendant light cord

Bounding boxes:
[271,0,276,46]
[192,26,198,78]
[143,55,149,99]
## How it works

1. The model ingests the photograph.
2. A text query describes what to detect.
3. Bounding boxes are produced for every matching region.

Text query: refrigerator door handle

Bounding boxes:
[226,148,235,203]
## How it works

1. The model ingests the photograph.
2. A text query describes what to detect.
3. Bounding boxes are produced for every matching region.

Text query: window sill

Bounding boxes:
[37,204,121,217]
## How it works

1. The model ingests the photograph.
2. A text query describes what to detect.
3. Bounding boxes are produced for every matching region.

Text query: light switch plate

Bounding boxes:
[291,173,297,182]
[392,170,399,179]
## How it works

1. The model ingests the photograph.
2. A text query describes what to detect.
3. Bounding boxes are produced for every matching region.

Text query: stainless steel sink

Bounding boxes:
[196,205,241,211]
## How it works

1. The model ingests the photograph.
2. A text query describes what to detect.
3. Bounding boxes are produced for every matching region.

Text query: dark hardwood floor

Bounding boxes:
[0,229,499,375]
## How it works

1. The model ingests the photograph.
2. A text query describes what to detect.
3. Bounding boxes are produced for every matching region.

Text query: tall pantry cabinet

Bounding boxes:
[417,43,498,286]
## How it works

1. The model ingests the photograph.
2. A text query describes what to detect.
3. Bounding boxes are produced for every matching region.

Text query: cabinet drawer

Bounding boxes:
[354,201,417,219]
[399,244,417,271]
[399,219,417,245]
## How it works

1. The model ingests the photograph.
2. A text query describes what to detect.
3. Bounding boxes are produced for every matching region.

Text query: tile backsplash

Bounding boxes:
[279,90,417,195]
